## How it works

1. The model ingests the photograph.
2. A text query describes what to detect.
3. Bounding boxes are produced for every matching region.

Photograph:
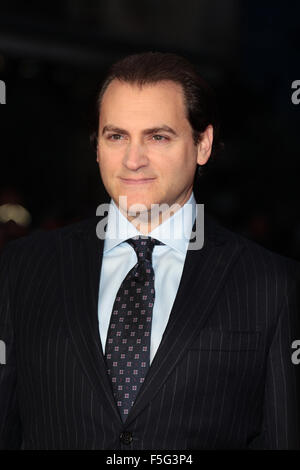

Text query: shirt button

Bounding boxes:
[120,431,133,445]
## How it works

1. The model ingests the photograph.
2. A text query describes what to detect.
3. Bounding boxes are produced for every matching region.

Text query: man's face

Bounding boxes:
[97,79,211,218]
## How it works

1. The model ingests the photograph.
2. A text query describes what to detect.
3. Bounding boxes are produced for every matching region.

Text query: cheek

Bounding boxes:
[177,146,198,174]
[98,151,119,174]
[159,150,194,179]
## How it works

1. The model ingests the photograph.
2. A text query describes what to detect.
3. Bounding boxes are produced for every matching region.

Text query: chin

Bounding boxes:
[117,193,151,206]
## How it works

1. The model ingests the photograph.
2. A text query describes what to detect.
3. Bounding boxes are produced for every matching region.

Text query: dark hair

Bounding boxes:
[91,51,222,176]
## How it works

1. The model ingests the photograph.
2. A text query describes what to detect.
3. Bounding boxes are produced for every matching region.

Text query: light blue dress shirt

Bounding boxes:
[98,192,197,365]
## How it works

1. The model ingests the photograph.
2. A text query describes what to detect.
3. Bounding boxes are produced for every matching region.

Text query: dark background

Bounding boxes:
[0,0,299,259]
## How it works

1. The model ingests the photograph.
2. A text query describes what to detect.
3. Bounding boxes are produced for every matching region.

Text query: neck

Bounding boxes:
[118,188,193,235]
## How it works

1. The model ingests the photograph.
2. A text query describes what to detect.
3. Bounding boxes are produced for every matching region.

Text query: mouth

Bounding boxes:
[119,177,156,185]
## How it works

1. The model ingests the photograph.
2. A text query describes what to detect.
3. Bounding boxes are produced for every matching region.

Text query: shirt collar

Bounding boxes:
[103,192,197,255]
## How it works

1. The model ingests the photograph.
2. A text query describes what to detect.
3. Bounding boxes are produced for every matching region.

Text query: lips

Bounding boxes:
[120,177,156,184]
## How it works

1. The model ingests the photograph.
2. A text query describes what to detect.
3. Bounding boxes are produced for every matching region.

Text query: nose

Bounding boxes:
[123,141,148,170]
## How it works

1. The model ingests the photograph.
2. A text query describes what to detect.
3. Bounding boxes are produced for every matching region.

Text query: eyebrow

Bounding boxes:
[101,124,178,137]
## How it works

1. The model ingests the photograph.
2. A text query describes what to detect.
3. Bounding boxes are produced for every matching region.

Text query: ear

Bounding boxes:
[96,140,100,163]
[196,124,214,166]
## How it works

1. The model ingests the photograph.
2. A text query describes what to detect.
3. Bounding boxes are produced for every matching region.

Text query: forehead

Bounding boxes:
[99,79,188,127]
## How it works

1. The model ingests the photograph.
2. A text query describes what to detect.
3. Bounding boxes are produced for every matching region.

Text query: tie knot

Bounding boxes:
[126,236,163,262]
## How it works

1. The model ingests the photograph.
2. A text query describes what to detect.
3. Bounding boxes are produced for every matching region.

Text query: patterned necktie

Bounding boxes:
[105,235,163,422]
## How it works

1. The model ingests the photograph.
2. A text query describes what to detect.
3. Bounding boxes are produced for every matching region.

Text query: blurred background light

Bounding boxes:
[0,203,32,226]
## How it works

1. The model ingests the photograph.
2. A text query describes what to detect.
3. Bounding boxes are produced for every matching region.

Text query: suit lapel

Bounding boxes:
[56,216,122,425]
[125,214,245,425]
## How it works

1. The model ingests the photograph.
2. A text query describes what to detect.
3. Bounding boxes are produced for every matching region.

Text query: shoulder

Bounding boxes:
[0,216,99,273]
[206,214,300,288]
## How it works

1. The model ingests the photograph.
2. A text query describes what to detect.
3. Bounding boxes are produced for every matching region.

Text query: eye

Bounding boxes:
[152,134,168,142]
[108,134,124,141]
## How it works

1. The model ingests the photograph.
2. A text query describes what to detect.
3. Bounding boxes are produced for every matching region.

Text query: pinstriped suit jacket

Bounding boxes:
[0,212,299,450]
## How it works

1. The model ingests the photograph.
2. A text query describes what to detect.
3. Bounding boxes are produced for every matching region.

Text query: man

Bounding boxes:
[0,52,299,450]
